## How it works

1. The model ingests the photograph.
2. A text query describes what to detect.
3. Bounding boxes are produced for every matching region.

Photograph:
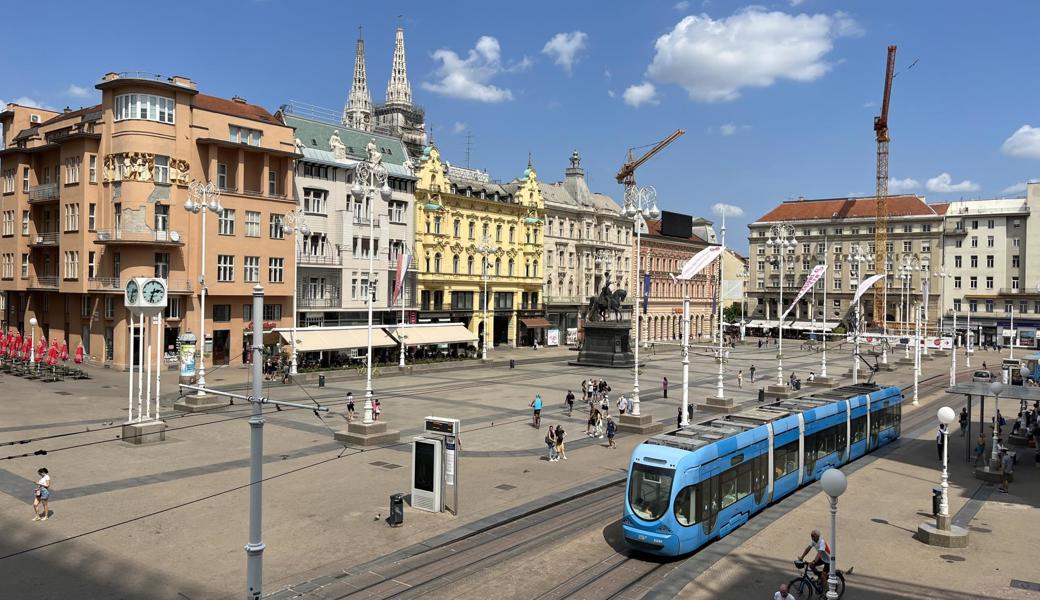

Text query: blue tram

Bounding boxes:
[622,384,902,556]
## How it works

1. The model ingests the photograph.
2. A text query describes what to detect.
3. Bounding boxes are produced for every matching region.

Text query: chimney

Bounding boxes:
[231,96,247,104]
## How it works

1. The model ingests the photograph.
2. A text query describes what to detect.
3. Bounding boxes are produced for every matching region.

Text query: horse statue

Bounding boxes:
[586,287,627,322]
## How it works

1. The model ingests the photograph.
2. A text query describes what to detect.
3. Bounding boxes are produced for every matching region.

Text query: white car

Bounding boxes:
[972,370,993,383]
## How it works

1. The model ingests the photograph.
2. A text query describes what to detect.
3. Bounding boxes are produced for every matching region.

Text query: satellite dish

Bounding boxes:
[170,231,181,242]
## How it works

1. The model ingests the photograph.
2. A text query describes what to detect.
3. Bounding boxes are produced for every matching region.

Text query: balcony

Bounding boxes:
[29,232,59,247]
[546,296,586,305]
[297,253,343,267]
[352,216,383,229]
[95,228,185,246]
[299,297,341,309]
[28,276,58,289]
[28,183,60,203]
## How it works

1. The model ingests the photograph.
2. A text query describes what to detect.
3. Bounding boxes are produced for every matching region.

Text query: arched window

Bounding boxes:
[483,223,489,239]
[495,258,501,276]
[453,219,461,237]
[509,226,515,243]
[467,255,474,275]
[468,221,476,239]
[496,224,503,242]
[533,260,539,278]
[434,253,442,273]
[425,254,431,272]
[525,262,530,277]
[508,259,514,276]
[453,254,459,274]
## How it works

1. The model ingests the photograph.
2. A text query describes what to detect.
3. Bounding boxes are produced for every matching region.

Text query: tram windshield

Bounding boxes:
[628,463,674,521]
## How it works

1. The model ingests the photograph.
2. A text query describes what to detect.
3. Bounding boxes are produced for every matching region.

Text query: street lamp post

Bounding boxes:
[184,181,223,398]
[766,223,798,386]
[937,406,956,525]
[899,254,920,359]
[715,212,726,401]
[913,303,921,406]
[950,308,958,388]
[881,260,890,366]
[350,147,391,425]
[965,308,972,368]
[847,244,873,384]
[821,468,847,600]
[282,208,310,376]
[821,234,829,378]
[477,235,497,360]
[29,316,37,364]
[989,381,1003,470]
[624,185,660,417]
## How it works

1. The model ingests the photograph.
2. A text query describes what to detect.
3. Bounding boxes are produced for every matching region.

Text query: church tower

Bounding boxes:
[374,25,427,159]
[385,26,412,107]
[343,33,373,131]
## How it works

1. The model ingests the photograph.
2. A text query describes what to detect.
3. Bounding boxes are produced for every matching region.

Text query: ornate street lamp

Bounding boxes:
[183,181,223,397]
[282,207,310,375]
[846,243,874,384]
[477,235,498,360]
[624,185,660,417]
[766,223,798,386]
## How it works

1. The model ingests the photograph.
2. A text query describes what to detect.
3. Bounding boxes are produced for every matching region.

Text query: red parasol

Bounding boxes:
[60,340,69,361]
[36,338,46,363]
[21,336,31,360]
[74,343,85,364]
[46,343,59,367]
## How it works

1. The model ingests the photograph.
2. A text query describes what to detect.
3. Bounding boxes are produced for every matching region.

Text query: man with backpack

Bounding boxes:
[565,390,575,416]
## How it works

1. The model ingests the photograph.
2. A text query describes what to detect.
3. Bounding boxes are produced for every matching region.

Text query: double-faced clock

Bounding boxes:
[125,277,168,316]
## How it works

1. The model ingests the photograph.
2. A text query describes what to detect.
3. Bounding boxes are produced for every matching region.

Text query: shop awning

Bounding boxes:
[278,327,397,352]
[520,317,552,328]
[389,324,477,346]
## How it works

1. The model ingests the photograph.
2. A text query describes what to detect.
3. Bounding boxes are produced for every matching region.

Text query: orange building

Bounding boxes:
[0,72,298,370]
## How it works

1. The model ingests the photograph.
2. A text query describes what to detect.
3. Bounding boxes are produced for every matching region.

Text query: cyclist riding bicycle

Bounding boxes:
[798,529,831,588]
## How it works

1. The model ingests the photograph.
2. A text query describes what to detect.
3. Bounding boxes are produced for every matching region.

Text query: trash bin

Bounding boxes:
[318,374,326,388]
[932,487,942,516]
[389,493,404,527]
[758,388,765,403]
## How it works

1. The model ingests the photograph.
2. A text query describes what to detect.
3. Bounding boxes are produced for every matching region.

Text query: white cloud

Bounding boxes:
[673,1,690,10]
[712,203,744,217]
[623,82,658,107]
[66,84,92,98]
[789,0,806,6]
[720,123,737,136]
[607,90,616,98]
[542,31,588,73]
[926,172,980,193]
[887,177,920,194]
[1001,180,1039,195]
[646,7,862,103]
[422,36,515,103]
[1001,125,1040,159]
[451,121,467,134]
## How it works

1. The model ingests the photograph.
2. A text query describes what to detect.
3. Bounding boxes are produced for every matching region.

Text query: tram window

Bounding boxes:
[674,485,699,526]
[628,463,675,521]
[735,462,753,499]
[837,423,847,451]
[851,416,867,443]
[775,440,799,478]
[719,469,738,508]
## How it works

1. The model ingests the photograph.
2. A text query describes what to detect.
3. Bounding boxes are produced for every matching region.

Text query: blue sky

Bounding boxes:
[3,0,1039,252]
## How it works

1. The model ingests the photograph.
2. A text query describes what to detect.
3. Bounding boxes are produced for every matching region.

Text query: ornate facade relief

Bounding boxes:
[102,153,190,184]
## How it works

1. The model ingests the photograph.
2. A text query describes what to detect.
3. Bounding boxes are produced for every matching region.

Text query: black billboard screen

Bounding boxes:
[660,211,691,238]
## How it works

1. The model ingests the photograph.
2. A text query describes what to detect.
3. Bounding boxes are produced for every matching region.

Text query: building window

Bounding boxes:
[263,304,282,321]
[953,276,961,289]
[1012,238,1020,247]
[154,204,169,232]
[987,219,994,229]
[1012,276,1020,290]
[268,257,284,283]
[986,276,994,289]
[902,241,912,252]
[986,300,994,312]
[217,163,228,190]
[2,211,14,237]
[88,155,97,183]
[303,188,327,214]
[969,300,977,313]
[389,201,406,223]
[104,296,114,319]
[115,94,175,123]
[153,252,169,278]
[268,170,278,195]
[64,157,81,184]
[229,125,262,146]
[63,250,79,279]
[452,254,459,274]
[496,224,502,242]
[954,256,961,268]
[152,155,169,183]
[970,236,978,248]
[969,276,977,289]
[217,255,234,282]
[970,256,978,268]
[269,214,284,239]
[164,297,183,320]
[88,251,96,278]
[20,254,28,278]
[433,216,442,234]
[434,253,442,273]
[468,255,474,274]
[218,208,236,235]
[453,219,461,238]
[21,210,29,235]
[987,236,994,248]
[244,256,260,282]
[238,210,260,237]
[986,255,994,268]
[495,258,501,276]
[953,299,961,312]
[213,304,231,322]
[508,259,515,276]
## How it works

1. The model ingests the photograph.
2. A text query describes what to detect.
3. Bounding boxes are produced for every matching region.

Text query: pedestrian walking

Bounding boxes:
[545,425,558,462]
[618,394,628,415]
[595,411,606,438]
[999,448,1014,493]
[32,467,50,521]
[774,582,796,600]
[531,394,543,427]
[687,403,694,423]
[555,424,568,460]
[677,406,683,428]
[737,370,743,389]
[346,392,356,421]
[566,390,575,416]
[750,364,757,383]
[662,376,669,398]
[281,361,291,384]
[758,339,763,349]
[936,424,947,461]
[606,416,617,449]
[600,393,609,417]
[373,398,381,421]
[973,433,987,467]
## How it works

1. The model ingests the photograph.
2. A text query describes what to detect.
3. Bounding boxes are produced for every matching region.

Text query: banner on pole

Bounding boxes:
[922,276,930,322]
[391,253,410,306]
[677,246,723,280]
[852,274,886,307]
[642,272,651,314]
[780,264,827,321]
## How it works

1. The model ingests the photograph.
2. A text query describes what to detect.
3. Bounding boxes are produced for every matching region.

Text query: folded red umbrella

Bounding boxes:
[21,336,31,360]
[60,341,69,361]
[46,344,59,367]
[36,339,46,363]
[74,343,85,364]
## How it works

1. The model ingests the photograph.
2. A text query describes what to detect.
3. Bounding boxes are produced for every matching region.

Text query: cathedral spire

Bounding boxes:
[385,25,412,107]
[343,29,373,131]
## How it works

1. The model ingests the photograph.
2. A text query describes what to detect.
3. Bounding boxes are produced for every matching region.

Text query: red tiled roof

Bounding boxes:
[193,94,282,126]
[39,104,102,127]
[755,195,938,223]
[930,202,951,215]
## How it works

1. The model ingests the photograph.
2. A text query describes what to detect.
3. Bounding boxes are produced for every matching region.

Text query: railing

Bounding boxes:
[353,216,382,227]
[28,183,60,202]
[95,229,184,243]
[30,232,59,245]
[999,288,1023,295]
[299,297,341,308]
[297,253,343,266]
[29,276,58,288]
[546,296,586,304]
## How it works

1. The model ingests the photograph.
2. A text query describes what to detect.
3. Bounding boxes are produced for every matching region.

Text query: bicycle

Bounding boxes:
[788,559,846,599]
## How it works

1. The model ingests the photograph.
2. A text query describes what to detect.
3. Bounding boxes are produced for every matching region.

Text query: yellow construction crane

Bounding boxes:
[873,45,897,328]
[615,129,685,198]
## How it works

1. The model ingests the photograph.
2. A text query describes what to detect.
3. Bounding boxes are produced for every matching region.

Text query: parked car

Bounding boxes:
[972,370,993,383]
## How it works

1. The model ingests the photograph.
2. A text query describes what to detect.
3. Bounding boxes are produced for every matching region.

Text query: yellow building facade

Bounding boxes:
[413,145,547,348]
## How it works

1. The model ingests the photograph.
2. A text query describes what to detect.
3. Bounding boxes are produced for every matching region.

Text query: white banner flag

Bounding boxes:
[677,246,724,280]
[852,274,886,307]
[922,276,930,322]
[780,264,828,321]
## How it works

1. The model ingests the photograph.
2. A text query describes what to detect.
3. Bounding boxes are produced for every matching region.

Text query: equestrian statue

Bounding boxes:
[586,277,627,322]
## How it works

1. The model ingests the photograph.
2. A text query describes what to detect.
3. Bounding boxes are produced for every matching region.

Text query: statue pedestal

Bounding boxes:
[570,320,636,368]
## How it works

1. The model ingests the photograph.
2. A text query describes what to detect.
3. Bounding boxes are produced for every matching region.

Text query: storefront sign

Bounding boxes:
[547,328,560,346]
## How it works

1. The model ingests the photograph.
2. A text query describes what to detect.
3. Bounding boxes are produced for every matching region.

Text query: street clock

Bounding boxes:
[125,277,168,316]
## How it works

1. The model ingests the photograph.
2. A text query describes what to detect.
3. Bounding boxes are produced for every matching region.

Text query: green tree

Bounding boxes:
[723,302,743,323]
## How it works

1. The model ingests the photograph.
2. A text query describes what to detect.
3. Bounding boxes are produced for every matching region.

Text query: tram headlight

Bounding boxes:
[622,515,633,526]
[655,524,672,534]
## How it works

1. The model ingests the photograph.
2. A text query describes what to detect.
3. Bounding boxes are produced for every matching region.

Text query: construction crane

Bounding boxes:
[872,45,897,330]
[615,129,685,199]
